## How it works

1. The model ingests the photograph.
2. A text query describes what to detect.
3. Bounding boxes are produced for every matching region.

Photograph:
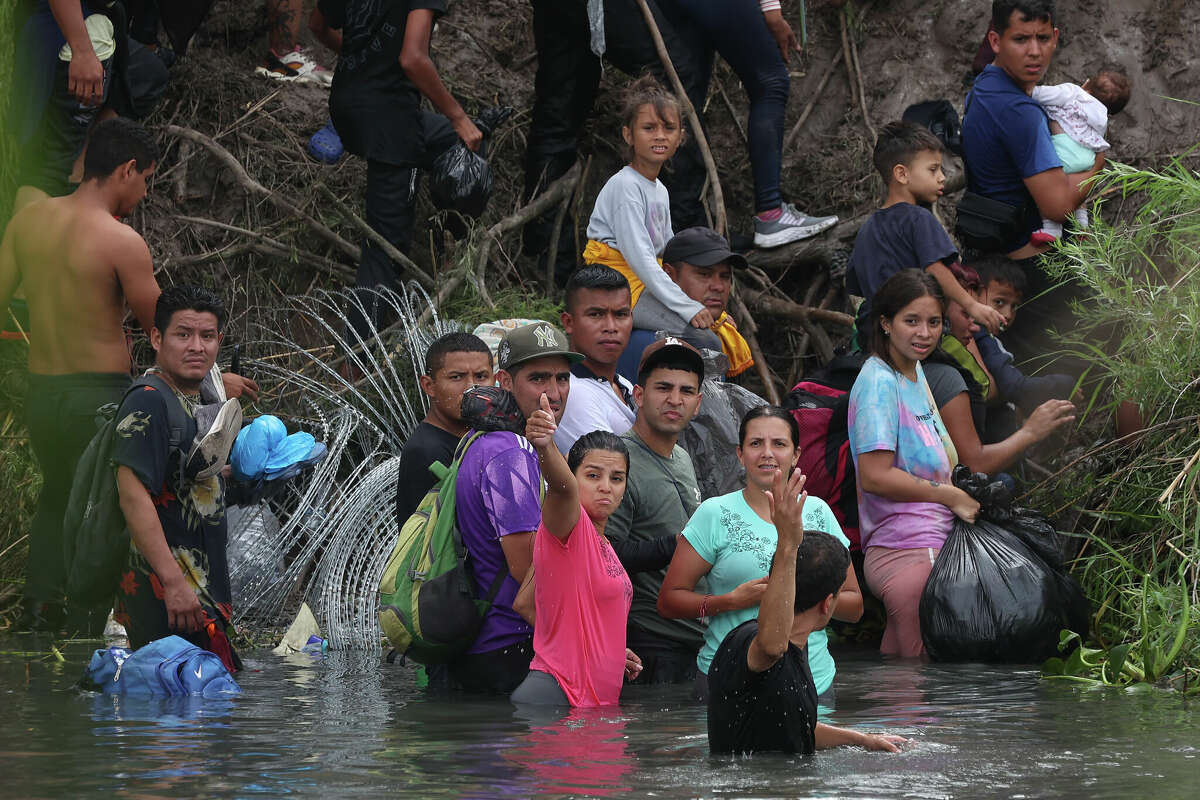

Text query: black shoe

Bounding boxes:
[16,598,66,633]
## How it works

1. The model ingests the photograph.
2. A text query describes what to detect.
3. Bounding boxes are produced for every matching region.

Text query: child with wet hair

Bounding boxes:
[584,76,715,338]
[1030,65,1132,243]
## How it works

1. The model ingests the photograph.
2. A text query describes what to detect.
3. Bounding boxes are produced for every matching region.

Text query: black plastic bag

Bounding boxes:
[919,466,1089,662]
[429,144,494,218]
[678,348,767,499]
[920,518,1073,662]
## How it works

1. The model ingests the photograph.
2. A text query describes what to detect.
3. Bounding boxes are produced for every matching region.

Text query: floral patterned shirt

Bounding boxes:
[111,381,232,652]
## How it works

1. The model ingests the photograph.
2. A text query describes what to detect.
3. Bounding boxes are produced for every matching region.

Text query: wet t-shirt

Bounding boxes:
[454,431,539,654]
[708,620,818,755]
[111,382,233,665]
[848,356,955,551]
[320,0,447,164]
[529,507,633,707]
[681,489,845,695]
[396,421,460,523]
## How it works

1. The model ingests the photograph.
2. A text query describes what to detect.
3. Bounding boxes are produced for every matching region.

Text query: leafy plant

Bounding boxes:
[1034,151,1200,692]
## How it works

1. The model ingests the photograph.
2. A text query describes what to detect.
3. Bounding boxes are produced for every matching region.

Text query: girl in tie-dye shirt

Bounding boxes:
[848,270,979,658]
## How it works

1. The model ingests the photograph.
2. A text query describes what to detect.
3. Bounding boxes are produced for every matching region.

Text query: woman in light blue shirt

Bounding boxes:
[658,406,862,703]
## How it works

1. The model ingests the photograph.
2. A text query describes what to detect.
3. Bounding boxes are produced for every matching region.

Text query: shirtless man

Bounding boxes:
[1,118,246,631]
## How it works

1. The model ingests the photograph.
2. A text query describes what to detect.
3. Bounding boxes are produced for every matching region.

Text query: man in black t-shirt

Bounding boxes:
[113,287,240,673]
[708,469,906,756]
[396,332,494,522]
[311,0,482,334]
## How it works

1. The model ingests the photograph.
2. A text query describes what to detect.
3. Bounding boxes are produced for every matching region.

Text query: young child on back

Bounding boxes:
[847,121,1005,349]
[1030,66,1132,244]
[584,77,716,338]
[970,255,1077,416]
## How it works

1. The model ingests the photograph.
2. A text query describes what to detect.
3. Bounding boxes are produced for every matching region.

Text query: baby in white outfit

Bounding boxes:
[1030,67,1132,244]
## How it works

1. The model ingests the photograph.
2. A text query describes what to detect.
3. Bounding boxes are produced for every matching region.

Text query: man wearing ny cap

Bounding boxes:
[605,337,706,684]
[617,227,753,383]
[443,321,583,694]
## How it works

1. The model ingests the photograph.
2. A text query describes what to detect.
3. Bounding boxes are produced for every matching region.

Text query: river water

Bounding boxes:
[2,640,1197,799]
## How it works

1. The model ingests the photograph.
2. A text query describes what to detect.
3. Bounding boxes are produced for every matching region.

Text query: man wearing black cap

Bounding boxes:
[617,227,753,383]
[444,321,583,694]
[605,337,706,684]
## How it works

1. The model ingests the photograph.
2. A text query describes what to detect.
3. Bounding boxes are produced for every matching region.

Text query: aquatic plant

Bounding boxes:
[1033,153,1200,693]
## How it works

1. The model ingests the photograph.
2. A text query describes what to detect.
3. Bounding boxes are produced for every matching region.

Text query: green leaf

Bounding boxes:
[1043,657,1066,676]
[1106,644,1132,682]
[1063,645,1089,677]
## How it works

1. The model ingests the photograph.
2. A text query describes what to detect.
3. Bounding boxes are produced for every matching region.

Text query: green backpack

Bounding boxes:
[63,375,192,607]
[379,431,508,665]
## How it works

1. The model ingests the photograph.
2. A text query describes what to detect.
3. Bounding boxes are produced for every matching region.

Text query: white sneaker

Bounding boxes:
[1073,208,1090,230]
[254,47,333,88]
[753,202,839,248]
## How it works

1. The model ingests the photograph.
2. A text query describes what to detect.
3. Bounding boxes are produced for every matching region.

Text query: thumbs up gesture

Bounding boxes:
[525,392,558,449]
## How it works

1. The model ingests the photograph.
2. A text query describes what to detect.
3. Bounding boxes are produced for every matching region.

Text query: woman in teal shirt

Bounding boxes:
[658,406,863,702]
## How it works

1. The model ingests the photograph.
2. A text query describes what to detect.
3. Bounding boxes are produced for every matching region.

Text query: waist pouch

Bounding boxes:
[955,192,1028,253]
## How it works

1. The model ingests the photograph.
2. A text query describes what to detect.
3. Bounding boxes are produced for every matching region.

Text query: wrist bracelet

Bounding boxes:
[699,593,712,625]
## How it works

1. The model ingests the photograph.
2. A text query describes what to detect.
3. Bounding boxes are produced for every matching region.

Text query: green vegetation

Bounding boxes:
[0,0,29,625]
[1037,156,1200,693]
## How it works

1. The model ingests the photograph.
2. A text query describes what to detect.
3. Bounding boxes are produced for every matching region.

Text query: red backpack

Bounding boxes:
[784,381,861,551]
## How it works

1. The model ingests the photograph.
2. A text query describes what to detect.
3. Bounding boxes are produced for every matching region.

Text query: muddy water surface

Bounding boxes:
[2,642,1197,798]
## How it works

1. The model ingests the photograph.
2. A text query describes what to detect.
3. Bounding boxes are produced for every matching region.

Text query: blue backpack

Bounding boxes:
[82,636,241,697]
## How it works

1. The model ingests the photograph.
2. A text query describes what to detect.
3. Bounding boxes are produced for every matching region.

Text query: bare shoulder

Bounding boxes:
[96,216,153,268]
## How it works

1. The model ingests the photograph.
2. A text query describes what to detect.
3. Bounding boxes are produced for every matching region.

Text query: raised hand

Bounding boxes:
[766,467,807,547]
[525,392,557,450]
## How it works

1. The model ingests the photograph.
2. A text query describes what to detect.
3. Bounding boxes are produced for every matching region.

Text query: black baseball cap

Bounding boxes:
[637,336,705,384]
[662,227,747,270]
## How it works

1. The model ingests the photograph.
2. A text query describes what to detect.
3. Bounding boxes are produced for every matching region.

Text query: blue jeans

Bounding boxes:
[662,0,790,212]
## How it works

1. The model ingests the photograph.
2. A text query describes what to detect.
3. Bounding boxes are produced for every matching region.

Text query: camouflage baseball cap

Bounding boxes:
[496,321,584,371]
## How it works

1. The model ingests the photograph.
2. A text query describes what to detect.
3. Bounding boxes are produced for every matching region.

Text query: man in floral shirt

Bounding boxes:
[113,287,239,671]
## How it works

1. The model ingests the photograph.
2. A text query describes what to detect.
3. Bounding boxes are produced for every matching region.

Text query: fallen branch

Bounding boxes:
[784,50,845,152]
[741,287,855,327]
[164,124,361,264]
[841,12,875,144]
[315,183,436,289]
[730,293,782,406]
[470,161,584,309]
[634,0,728,237]
[173,215,355,281]
[545,156,590,292]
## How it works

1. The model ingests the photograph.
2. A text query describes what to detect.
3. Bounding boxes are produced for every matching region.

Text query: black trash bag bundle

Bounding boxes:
[919,466,1089,663]
[429,145,493,218]
[429,106,513,218]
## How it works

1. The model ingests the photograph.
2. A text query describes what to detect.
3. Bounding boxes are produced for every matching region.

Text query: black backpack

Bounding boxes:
[903,99,963,156]
[63,374,193,607]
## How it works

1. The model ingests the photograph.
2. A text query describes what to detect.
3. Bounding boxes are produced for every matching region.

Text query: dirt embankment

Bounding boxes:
[141,0,1200,381]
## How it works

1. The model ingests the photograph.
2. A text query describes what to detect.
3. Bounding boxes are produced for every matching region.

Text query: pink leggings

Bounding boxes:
[863,546,941,658]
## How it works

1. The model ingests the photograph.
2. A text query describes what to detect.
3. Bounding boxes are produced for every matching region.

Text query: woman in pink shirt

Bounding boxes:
[511,394,642,707]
